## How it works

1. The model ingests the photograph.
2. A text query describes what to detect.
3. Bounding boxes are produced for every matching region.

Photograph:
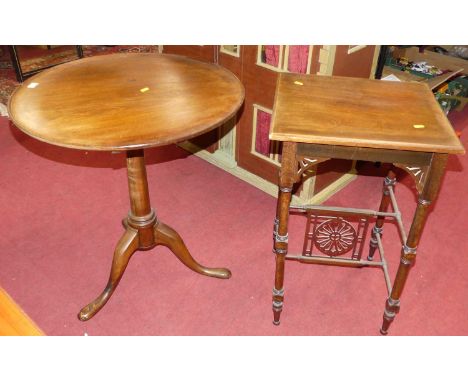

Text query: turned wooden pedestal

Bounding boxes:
[8,53,244,320]
[78,150,231,320]
[269,73,464,334]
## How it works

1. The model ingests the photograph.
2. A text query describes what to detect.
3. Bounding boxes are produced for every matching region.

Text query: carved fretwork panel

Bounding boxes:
[393,163,430,195]
[296,156,330,182]
[302,211,370,260]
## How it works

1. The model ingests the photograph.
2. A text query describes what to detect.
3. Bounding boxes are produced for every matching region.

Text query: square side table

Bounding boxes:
[270,73,464,334]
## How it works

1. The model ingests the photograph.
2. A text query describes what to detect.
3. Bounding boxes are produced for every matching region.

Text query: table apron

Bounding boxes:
[296,143,433,166]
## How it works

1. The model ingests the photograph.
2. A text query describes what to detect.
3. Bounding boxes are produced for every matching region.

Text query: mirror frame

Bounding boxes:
[9,45,84,82]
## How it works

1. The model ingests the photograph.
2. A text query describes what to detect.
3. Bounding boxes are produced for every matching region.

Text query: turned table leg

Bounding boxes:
[368,170,396,261]
[78,149,231,321]
[381,154,448,334]
[272,142,297,325]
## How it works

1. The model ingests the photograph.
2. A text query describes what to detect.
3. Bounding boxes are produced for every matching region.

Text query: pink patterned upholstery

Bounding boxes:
[264,45,280,67]
[287,45,309,73]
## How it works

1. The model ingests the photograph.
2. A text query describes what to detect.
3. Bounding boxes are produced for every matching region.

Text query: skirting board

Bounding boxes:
[177,141,357,205]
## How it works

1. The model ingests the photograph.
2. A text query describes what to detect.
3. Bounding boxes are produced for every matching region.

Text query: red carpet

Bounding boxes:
[0,109,467,336]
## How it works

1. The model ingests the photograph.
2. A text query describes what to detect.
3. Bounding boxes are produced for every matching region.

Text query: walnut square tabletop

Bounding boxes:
[268,72,464,335]
[270,73,464,154]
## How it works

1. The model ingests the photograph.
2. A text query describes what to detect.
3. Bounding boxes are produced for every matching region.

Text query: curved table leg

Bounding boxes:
[154,221,231,279]
[78,227,139,321]
[78,149,231,321]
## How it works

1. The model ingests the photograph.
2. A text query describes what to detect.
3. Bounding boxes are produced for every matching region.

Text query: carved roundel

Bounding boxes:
[314,218,357,256]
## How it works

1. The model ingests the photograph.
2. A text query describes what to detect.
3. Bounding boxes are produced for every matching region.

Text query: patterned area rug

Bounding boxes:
[0,46,14,114]
[0,45,158,116]
[0,73,16,116]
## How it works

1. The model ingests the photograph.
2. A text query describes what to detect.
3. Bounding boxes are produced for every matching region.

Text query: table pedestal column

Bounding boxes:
[78,149,231,321]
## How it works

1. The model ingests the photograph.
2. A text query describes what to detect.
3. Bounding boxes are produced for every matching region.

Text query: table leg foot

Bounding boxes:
[272,297,284,326]
[378,296,400,335]
[78,227,139,321]
[154,221,231,279]
[379,328,388,335]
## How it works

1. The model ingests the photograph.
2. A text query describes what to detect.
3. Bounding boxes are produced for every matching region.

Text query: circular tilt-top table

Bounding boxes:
[8,53,245,321]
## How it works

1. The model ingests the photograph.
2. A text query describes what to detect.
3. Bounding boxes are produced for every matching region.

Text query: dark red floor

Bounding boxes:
[0,109,467,335]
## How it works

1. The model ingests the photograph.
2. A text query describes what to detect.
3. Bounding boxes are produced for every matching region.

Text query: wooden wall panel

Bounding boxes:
[314,159,354,195]
[332,45,377,78]
[310,45,322,74]
[218,46,243,161]
[162,45,215,63]
[236,46,280,184]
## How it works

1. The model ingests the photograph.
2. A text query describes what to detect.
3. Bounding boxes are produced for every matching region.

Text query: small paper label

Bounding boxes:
[27,82,39,89]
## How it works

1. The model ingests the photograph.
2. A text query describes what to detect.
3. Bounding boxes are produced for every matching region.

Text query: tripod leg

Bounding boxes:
[78,227,139,321]
[154,221,231,279]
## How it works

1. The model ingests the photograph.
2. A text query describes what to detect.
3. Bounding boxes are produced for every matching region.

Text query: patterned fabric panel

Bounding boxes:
[288,45,309,73]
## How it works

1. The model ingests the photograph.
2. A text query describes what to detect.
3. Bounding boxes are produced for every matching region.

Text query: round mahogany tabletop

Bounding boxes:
[8,53,245,151]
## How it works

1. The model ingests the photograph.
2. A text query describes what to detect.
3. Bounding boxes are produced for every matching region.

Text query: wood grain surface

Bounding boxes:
[8,53,245,151]
[270,73,464,154]
[0,287,44,336]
